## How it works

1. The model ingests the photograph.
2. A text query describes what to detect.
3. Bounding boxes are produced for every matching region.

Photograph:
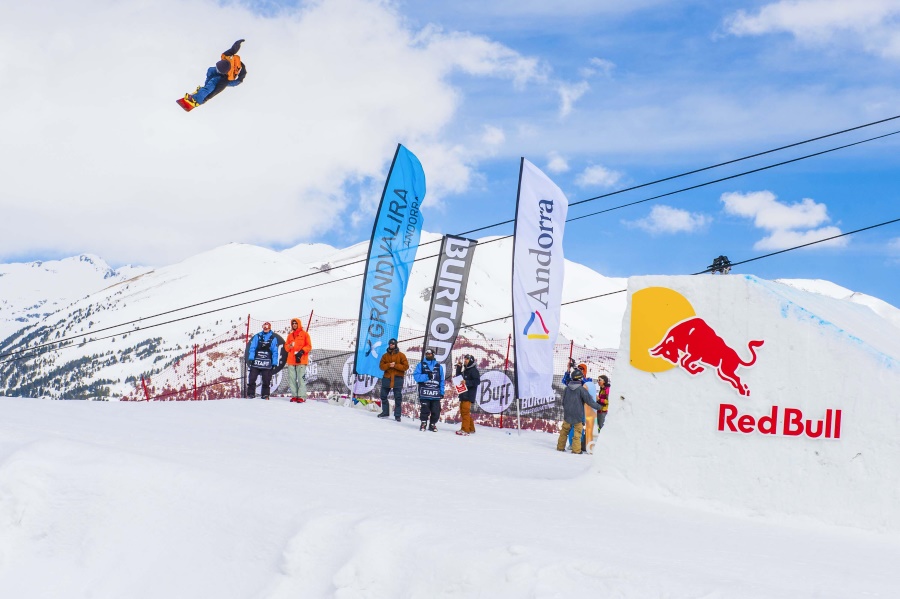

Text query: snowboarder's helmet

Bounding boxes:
[216,59,231,75]
[571,368,584,381]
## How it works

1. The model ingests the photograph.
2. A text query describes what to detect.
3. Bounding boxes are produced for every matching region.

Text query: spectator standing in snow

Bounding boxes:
[284,317,312,403]
[596,375,610,432]
[454,354,481,436]
[247,322,281,400]
[556,368,603,454]
[562,359,593,451]
[378,338,409,421]
[413,348,444,432]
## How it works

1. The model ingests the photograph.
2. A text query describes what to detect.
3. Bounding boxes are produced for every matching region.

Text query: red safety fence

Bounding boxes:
[124,312,617,434]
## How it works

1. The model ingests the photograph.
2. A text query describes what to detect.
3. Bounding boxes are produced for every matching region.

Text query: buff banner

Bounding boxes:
[422,234,478,372]
[353,144,427,378]
[511,158,569,411]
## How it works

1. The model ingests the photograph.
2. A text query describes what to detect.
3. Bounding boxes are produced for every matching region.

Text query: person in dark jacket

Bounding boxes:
[378,338,409,421]
[556,368,602,454]
[182,39,248,109]
[413,348,444,432]
[247,321,281,400]
[455,354,481,436]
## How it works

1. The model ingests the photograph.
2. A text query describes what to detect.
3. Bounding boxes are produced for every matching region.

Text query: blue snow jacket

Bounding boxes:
[413,358,445,400]
[193,65,247,104]
[248,331,280,369]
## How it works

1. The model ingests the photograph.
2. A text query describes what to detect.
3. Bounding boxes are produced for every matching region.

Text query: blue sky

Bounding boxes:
[2,0,900,307]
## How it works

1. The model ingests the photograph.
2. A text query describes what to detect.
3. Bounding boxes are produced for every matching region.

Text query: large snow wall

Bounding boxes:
[598,274,900,532]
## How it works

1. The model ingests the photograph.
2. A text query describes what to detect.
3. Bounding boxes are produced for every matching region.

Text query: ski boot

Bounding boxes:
[420,421,427,431]
[428,424,438,432]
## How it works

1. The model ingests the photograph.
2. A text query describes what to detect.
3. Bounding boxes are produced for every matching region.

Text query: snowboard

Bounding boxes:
[176,95,199,112]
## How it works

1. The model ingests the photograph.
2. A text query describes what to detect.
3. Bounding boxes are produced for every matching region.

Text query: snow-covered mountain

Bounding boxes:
[0,255,149,341]
[1,234,898,400]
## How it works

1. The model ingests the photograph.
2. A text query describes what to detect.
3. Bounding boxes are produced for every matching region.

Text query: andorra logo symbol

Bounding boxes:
[630,287,764,396]
[523,310,550,340]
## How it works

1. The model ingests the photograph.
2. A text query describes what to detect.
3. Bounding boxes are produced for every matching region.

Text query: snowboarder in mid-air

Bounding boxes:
[177,39,247,112]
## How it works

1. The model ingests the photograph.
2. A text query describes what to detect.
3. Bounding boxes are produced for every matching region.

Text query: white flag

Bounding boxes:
[511,159,568,410]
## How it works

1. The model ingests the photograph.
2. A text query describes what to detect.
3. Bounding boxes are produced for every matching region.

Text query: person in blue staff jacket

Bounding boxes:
[413,348,445,432]
[246,321,281,400]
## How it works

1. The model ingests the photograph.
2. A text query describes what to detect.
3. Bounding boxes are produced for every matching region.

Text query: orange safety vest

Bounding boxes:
[220,54,243,81]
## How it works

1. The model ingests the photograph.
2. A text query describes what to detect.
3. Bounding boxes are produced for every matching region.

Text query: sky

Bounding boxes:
[3,0,900,307]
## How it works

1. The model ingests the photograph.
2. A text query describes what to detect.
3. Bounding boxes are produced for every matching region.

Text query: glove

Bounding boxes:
[226,39,244,55]
[568,358,576,369]
[295,350,305,362]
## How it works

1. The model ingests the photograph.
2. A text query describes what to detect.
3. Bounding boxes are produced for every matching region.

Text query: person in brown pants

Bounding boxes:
[556,369,603,454]
[455,354,481,436]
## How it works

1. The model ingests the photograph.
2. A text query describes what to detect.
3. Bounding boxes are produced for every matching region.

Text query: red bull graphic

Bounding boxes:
[718,404,842,438]
[649,317,764,396]
[523,310,550,340]
[630,287,764,397]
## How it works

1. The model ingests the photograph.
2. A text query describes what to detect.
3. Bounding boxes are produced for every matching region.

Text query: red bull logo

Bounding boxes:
[650,317,764,396]
[630,287,764,396]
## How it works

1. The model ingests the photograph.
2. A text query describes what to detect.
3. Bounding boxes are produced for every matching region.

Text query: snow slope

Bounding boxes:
[0,254,148,340]
[0,397,897,598]
[606,274,900,532]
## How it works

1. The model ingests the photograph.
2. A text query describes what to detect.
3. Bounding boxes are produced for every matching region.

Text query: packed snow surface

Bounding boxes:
[1,397,898,598]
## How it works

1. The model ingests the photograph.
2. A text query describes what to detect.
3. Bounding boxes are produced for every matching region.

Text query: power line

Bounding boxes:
[5,126,899,363]
[22,114,898,348]
[6,213,899,367]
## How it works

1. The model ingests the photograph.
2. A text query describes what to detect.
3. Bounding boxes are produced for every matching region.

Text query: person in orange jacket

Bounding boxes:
[285,317,312,403]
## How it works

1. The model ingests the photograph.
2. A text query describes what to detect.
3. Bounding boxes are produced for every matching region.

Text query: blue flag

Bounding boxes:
[354,144,426,377]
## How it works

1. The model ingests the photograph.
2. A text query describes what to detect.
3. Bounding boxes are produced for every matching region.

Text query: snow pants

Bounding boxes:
[459,400,475,433]
[380,376,403,417]
[597,411,607,433]
[558,422,585,453]
[285,364,307,399]
[248,366,273,398]
[419,399,442,425]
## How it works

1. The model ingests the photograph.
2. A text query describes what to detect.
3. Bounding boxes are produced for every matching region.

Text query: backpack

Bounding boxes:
[220,54,243,81]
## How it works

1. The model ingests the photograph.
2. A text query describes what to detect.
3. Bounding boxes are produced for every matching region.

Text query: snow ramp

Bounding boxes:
[599,274,900,532]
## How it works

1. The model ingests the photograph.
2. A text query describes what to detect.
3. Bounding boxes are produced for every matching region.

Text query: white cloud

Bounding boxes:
[575,164,623,188]
[721,191,830,230]
[0,0,546,265]
[557,81,590,118]
[755,227,848,250]
[480,125,506,148]
[546,152,569,174]
[580,57,616,78]
[725,0,900,59]
[626,205,711,235]
[721,190,847,250]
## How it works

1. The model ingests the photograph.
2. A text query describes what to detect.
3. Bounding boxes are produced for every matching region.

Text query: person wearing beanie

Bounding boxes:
[556,368,603,454]
[378,338,409,421]
[246,321,281,400]
[454,354,481,436]
[179,39,248,110]
[413,348,445,432]
[562,359,595,451]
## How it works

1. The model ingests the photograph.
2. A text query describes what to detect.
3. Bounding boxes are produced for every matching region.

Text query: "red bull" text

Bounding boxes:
[718,404,843,438]
[649,317,764,396]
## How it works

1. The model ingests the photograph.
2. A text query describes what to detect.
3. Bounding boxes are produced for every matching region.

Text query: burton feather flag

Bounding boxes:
[354,144,426,378]
[422,234,478,373]
[511,158,569,410]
